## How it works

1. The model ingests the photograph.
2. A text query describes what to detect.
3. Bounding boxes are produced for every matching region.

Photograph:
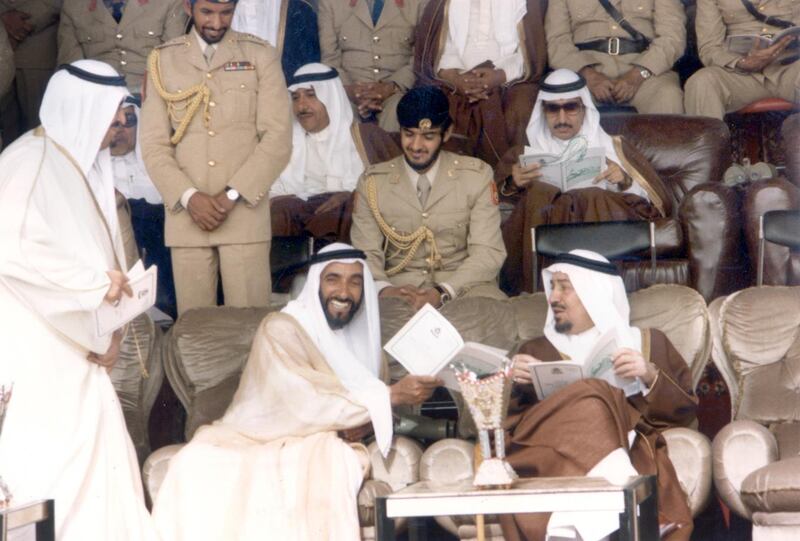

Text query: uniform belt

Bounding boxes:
[576,37,648,56]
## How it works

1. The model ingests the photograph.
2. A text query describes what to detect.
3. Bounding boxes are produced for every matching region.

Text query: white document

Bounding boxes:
[528,329,643,400]
[93,260,157,337]
[519,146,605,192]
[726,26,800,56]
[383,304,509,391]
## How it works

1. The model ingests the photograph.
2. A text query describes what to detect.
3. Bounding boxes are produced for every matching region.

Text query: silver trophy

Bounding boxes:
[454,364,518,488]
[0,384,12,505]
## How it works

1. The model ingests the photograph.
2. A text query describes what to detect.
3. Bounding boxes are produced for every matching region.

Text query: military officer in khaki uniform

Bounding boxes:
[318,0,426,131]
[0,0,59,141]
[545,0,686,114]
[140,0,292,315]
[685,0,799,119]
[351,86,506,311]
[58,0,187,93]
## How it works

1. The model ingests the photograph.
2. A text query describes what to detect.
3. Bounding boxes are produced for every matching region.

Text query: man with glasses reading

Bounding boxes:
[495,68,671,294]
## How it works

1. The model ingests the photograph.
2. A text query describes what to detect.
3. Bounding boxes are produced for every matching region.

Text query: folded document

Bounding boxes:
[93,260,157,336]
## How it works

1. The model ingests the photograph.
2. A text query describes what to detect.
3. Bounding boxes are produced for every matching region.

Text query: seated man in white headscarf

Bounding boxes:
[111,95,176,317]
[0,60,158,540]
[502,250,696,541]
[270,63,370,245]
[496,68,672,294]
[152,243,441,541]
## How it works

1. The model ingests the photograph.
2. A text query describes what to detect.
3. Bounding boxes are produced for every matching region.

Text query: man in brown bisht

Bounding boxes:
[496,69,670,295]
[414,0,547,167]
[504,249,696,541]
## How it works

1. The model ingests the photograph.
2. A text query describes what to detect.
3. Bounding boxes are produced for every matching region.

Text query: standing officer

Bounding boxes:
[318,0,427,131]
[140,0,292,315]
[58,0,187,93]
[350,85,507,312]
[0,0,59,141]
[545,0,686,114]
[685,0,799,119]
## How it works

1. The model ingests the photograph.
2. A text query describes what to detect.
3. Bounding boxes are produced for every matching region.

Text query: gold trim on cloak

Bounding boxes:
[612,136,666,217]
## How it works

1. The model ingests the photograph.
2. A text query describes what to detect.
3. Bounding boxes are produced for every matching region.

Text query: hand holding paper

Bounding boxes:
[94,260,157,337]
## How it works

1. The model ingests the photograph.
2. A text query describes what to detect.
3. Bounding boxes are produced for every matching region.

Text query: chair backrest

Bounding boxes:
[758,210,800,286]
[532,220,655,291]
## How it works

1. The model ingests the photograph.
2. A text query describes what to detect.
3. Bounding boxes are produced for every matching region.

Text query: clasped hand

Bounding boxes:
[581,67,644,104]
[187,191,235,232]
[438,66,506,103]
[345,82,397,118]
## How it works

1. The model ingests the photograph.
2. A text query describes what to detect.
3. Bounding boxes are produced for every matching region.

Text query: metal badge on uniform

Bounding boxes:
[224,61,256,72]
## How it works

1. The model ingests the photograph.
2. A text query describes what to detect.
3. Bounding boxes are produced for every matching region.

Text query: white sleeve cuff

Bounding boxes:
[179,188,199,209]
[439,282,456,298]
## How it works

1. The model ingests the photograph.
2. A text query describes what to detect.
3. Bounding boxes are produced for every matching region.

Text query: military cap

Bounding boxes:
[397,86,452,131]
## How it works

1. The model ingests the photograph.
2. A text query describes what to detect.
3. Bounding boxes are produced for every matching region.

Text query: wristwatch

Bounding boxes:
[638,67,653,80]
[225,187,240,201]
[433,284,452,307]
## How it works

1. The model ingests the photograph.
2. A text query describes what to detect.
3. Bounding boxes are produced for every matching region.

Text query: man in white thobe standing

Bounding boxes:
[0,60,158,540]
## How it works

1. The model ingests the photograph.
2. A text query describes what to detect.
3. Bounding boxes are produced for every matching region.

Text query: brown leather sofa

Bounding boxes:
[522,114,744,302]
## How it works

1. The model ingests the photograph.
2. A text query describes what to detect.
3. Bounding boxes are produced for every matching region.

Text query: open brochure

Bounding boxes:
[726,26,800,57]
[519,146,605,192]
[93,259,157,337]
[527,329,643,400]
[383,304,509,391]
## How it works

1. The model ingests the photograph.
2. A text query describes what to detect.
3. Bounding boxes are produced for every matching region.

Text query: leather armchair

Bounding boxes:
[710,287,800,540]
[600,115,743,302]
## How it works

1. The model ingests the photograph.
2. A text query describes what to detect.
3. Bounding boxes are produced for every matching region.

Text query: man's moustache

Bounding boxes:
[554,123,571,130]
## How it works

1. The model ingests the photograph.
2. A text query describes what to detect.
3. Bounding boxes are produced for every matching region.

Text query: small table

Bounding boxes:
[375,476,657,541]
[0,500,55,541]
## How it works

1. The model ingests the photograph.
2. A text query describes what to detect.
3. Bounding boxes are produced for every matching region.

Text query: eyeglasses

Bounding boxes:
[112,111,138,129]
[542,101,584,115]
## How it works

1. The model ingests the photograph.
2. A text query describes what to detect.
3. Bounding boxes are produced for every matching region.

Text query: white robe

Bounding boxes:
[0,132,157,540]
[152,312,373,541]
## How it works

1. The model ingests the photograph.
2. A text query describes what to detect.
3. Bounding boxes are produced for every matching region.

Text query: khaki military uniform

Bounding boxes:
[58,0,187,93]
[0,0,60,139]
[318,0,426,131]
[140,30,292,314]
[350,151,507,299]
[685,0,800,119]
[545,0,686,113]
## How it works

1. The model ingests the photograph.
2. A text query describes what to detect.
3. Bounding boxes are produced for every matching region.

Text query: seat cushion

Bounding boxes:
[742,456,800,513]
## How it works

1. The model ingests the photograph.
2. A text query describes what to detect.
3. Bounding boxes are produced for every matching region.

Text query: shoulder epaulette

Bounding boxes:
[452,155,488,172]
[365,158,401,176]
[233,32,270,47]
[154,35,189,50]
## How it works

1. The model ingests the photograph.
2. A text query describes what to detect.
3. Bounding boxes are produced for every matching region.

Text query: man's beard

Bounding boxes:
[554,320,573,333]
[319,291,363,330]
[404,143,443,172]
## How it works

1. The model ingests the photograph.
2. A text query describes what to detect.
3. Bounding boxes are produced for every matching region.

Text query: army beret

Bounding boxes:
[397,86,451,130]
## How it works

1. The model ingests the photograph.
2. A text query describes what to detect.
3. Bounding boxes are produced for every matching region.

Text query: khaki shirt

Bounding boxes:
[350,151,506,295]
[696,0,799,81]
[318,0,426,89]
[58,0,187,92]
[0,0,60,69]
[0,25,13,97]
[140,31,292,248]
[545,0,686,76]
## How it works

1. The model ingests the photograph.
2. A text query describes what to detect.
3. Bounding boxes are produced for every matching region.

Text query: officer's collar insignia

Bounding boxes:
[419,118,432,130]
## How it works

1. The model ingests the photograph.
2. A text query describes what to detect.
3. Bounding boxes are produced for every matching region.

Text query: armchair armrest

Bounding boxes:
[663,427,712,517]
[712,420,779,519]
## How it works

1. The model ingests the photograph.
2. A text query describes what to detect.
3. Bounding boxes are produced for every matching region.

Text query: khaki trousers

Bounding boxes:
[684,62,800,120]
[171,242,271,315]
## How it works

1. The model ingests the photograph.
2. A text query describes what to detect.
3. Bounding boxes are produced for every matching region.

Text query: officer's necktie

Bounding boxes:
[371,0,385,25]
[417,174,431,208]
[103,0,126,23]
[204,45,215,66]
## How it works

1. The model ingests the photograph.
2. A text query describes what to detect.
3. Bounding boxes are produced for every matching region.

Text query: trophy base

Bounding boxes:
[473,458,519,488]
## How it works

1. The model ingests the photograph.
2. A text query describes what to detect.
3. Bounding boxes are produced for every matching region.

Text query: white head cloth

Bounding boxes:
[446,0,527,59]
[232,0,282,46]
[282,242,393,455]
[271,63,364,199]
[542,249,642,362]
[526,69,647,199]
[40,60,130,233]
